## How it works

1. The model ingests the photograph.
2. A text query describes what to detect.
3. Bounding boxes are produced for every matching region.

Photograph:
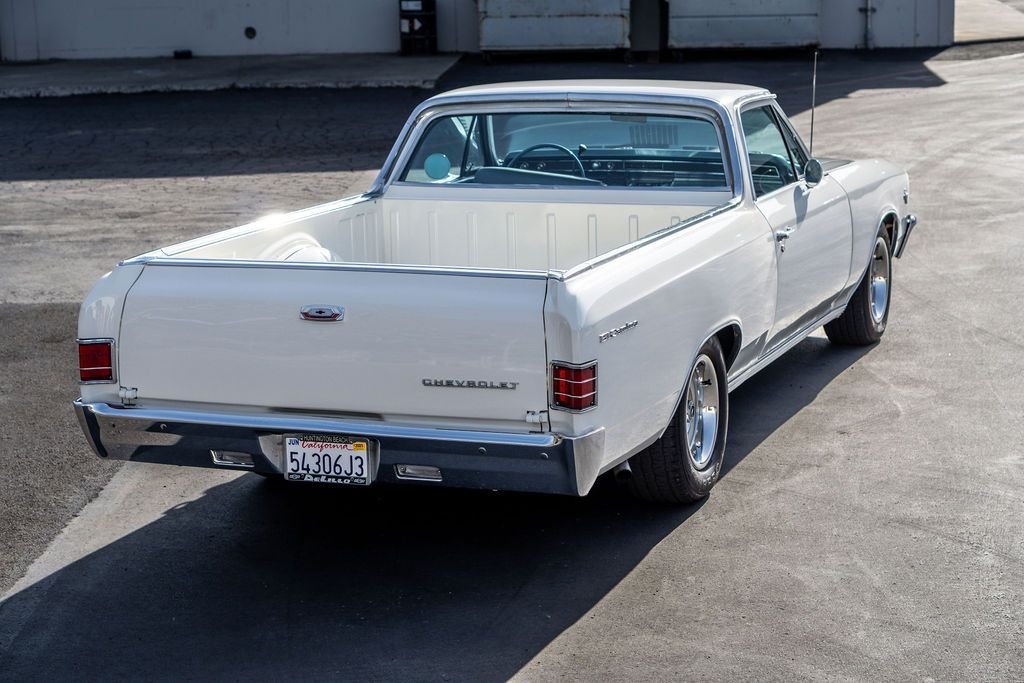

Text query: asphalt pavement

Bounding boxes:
[1,47,1023,681]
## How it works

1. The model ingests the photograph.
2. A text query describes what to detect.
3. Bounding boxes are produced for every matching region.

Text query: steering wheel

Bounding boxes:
[504,143,586,178]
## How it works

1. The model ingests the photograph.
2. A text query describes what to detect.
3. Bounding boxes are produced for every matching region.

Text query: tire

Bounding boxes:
[628,336,729,504]
[825,230,892,346]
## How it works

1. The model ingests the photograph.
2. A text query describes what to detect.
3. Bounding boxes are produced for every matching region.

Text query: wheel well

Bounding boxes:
[881,213,898,252]
[714,324,742,371]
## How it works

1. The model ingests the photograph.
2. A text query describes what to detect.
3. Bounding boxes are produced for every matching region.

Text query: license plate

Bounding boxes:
[284,434,373,485]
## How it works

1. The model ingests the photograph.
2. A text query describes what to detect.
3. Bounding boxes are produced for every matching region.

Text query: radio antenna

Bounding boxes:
[809,48,819,155]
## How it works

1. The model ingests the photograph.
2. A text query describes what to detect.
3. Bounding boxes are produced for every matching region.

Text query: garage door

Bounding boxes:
[668,0,820,48]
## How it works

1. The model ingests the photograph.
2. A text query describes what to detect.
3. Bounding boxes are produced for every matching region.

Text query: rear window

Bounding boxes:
[399,112,728,189]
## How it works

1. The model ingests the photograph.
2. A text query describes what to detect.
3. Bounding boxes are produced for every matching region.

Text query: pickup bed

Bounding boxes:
[75,80,917,503]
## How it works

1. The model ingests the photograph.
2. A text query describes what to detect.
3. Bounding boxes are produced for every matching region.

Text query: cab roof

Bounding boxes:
[425,80,772,109]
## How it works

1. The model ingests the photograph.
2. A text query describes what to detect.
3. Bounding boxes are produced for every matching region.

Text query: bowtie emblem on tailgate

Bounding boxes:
[300,305,345,322]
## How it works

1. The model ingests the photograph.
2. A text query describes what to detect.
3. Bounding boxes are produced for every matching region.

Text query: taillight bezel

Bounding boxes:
[549,360,598,413]
[78,338,116,385]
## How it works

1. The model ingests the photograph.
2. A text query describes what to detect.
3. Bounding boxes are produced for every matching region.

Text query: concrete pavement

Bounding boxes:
[956,0,1024,42]
[0,52,460,98]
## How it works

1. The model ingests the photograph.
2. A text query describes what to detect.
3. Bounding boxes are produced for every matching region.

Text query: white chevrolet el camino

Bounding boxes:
[74,81,917,504]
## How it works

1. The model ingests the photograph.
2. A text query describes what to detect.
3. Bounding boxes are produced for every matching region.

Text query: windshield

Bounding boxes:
[399,111,728,189]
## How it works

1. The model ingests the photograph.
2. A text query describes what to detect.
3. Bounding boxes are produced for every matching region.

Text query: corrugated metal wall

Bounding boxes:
[478,0,632,50]
[668,0,819,48]
[668,0,956,49]
[0,0,955,62]
[0,0,480,61]
[820,0,955,48]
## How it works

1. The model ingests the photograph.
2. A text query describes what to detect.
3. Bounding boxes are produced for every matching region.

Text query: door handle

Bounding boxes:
[775,227,794,252]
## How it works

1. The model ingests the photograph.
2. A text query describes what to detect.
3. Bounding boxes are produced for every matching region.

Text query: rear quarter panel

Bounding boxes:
[77,264,145,405]
[544,205,777,487]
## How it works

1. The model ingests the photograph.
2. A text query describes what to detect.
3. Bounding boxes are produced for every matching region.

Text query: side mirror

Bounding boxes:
[804,158,824,187]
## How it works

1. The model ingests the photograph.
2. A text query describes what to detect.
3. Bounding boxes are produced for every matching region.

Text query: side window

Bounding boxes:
[401,116,483,183]
[775,111,809,177]
[741,106,798,198]
[461,117,485,174]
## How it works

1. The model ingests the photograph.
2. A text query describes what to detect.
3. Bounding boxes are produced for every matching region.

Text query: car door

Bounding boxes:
[740,103,853,351]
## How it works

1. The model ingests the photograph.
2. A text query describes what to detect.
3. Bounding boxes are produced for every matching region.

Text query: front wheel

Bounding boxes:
[628,336,729,504]
[825,230,892,346]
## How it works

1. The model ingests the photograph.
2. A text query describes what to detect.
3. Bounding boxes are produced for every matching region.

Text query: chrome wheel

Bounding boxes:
[683,354,719,470]
[868,236,891,325]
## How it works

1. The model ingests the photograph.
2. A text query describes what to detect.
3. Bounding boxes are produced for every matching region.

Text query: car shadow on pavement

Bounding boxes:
[0,337,871,681]
[723,336,872,477]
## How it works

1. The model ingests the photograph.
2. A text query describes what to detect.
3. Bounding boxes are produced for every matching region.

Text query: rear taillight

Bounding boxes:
[551,361,597,412]
[78,340,114,383]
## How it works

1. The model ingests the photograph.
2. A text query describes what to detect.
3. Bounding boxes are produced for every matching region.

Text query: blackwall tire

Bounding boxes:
[825,230,892,346]
[628,336,729,504]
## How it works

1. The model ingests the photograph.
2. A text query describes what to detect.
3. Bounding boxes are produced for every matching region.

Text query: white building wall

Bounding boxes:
[668,0,820,48]
[1,0,479,62]
[668,0,955,49]
[1,0,955,62]
[478,0,632,50]
[821,0,955,48]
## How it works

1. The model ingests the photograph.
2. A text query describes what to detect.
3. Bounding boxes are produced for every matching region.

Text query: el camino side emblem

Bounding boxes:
[599,320,638,343]
[300,305,345,322]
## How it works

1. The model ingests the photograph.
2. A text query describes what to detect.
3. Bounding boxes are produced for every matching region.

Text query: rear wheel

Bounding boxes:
[825,230,892,345]
[628,337,729,504]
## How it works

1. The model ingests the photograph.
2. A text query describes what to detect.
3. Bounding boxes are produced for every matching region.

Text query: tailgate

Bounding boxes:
[117,264,550,426]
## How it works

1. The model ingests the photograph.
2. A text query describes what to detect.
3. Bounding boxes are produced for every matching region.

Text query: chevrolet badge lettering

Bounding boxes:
[422,379,519,390]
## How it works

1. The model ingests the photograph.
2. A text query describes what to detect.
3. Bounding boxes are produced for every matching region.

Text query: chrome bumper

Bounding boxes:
[894,213,918,259]
[73,400,604,496]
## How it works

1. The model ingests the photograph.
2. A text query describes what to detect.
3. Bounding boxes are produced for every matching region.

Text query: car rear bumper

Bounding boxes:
[73,400,604,496]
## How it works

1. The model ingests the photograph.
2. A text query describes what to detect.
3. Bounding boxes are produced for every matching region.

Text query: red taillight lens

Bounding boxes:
[551,362,597,411]
[79,340,114,383]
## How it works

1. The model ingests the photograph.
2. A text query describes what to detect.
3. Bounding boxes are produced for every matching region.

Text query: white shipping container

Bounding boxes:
[668,0,820,48]
[0,0,481,62]
[479,0,631,50]
[668,0,955,50]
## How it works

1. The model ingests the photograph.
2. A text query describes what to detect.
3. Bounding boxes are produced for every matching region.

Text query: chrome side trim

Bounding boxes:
[133,258,552,280]
[727,305,847,392]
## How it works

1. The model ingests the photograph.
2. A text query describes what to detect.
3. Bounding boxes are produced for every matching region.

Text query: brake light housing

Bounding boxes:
[551,361,597,412]
[78,339,115,384]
